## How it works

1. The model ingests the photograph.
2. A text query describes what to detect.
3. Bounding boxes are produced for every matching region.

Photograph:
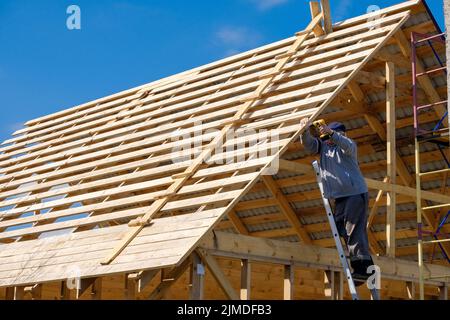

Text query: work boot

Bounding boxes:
[351,257,375,287]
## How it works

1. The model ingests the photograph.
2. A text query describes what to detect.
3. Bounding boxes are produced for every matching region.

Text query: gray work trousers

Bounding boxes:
[333,193,372,262]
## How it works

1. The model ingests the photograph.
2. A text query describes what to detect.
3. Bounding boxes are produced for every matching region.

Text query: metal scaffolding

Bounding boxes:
[412,31,449,300]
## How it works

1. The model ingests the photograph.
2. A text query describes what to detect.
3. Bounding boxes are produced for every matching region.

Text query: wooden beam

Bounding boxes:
[261,176,311,243]
[279,159,312,174]
[259,160,450,205]
[138,270,159,293]
[368,177,389,227]
[439,284,448,300]
[320,0,333,33]
[147,258,191,300]
[76,278,97,299]
[197,249,239,300]
[240,259,251,300]
[5,287,14,300]
[365,179,450,204]
[228,210,249,235]
[386,61,397,258]
[127,270,159,295]
[354,70,386,88]
[60,282,71,300]
[14,286,25,300]
[91,278,102,300]
[199,232,450,286]
[125,274,137,300]
[310,1,325,37]
[189,252,205,300]
[367,177,389,255]
[283,264,294,300]
[324,270,343,300]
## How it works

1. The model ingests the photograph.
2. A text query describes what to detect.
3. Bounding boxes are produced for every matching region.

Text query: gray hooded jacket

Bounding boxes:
[301,129,368,199]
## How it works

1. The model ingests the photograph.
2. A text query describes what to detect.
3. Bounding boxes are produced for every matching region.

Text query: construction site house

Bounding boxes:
[0,0,449,300]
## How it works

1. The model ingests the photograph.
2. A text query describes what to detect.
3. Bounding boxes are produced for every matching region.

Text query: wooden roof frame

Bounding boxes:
[0,0,449,300]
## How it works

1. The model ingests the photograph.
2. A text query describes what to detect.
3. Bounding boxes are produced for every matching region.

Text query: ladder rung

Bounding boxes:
[416,66,447,77]
[415,33,446,44]
[423,238,450,245]
[419,168,450,177]
[422,203,450,211]
[417,100,448,110]
[425,274,450,280]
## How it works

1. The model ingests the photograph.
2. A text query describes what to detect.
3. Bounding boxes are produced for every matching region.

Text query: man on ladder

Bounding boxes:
[300,117,375,286]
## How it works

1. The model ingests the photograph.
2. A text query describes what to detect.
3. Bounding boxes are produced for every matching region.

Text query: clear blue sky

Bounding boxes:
[0,0,445,143]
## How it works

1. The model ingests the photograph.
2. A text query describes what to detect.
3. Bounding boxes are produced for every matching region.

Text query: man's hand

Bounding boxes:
[300,117,311,129]
[319,124,333,137]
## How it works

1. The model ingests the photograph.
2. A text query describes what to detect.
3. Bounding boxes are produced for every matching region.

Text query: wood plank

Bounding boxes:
[1,11,404,152]
[310,1,325,37]
[189,252,204,300]
[365,179,450,204]
[283,264,294,300]
[320,0,333,33]
[0,155,270,202]
[197,248,239,300]
[1,29,384,159]
[0,209,220,262]
[100,13,326,265]
[240,259,251,300]
[227,210,249,235]
[0,171,256,221]
[386,61,397,258]
[0,85,325,178]
[0,68,348,166]
[0,233,201,277]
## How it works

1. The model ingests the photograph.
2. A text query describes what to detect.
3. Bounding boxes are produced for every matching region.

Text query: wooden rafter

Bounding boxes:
[261,176,311,243]
[227,210,249,235]
[310,2,325,37]
[386,61,397,258]
[320,0,333,34]
[100,12,326,265]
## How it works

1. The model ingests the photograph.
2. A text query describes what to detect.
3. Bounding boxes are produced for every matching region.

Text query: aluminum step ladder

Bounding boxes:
[312,160,380,300]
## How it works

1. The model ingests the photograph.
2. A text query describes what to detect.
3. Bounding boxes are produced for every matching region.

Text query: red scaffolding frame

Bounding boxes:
[411,31,449,300]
